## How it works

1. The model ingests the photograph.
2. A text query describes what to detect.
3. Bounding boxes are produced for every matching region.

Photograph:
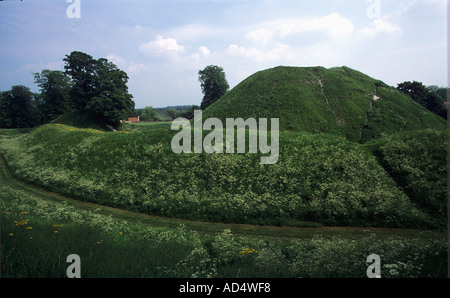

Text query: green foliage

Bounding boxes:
[139,106,159,121]
[1,154,446,278]
[33,69,73,123]
[397,81,447,119]
[199,65,230,110]
[63,51,135,127]
[202,66,446,143]
[87,90,134,127]
[365,129,447,228]
[0,124,438,229]
[0,186,195,278]
[63,51,98,110]
[50,111,110,131]
[0,85,41,129]
[2,186,446,278]
[135,105,200,122]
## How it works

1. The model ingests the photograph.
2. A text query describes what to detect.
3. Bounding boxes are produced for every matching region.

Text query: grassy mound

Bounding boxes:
[0,124,438,229]
[202,66,446,143]
[51,111,110,131]
[365,129,447,227]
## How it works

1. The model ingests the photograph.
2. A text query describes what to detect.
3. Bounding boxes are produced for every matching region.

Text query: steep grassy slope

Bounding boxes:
[365,129,447,226]
[0,124,440,229]
[51,111,110,131]
[202,66,446,142]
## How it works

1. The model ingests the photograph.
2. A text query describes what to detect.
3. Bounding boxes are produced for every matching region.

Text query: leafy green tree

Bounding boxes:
[34,69,73,123]
[139,106,159,121]
[63,51,135,127]
[86,91,134,127]
[397,81,446,119]
[180,105,200,119]
[0,85,39,128]
[63,51,98,110]
[166,107,178,120]
[428,85,448,102]
[198,65,229,110]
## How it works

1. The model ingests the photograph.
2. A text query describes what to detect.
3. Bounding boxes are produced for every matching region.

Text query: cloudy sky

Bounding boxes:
[0,0,447,108]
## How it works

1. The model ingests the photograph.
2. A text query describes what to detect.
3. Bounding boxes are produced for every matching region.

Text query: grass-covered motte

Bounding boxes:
[0,124,445,229]
[202,66,446,143]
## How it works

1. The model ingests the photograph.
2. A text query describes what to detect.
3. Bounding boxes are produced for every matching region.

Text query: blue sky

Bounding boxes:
[0,0,447,108]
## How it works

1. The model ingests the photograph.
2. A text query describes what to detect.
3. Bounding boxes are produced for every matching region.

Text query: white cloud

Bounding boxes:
[359,19,402,38]
[198,46,210,57]
[139,35,185,60]
[267,13,354,39]
[190,46,211,63]
[106,53,146,74]
[227,13,354,64]
[165,24,223,43]
[245,28,274,46]
[226,42,291,63]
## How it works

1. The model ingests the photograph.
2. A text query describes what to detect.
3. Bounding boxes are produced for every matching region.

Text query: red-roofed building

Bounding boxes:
[121,116,140,124]
[128,117,140,123]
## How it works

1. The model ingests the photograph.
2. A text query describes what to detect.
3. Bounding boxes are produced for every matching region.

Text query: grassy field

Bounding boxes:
[0,147,446,278]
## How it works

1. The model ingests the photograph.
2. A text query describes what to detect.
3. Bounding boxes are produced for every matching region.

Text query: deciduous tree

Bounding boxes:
[0,85,39,128]
[34,69,72,123]
[63,51,135,127]
[397,81,446,119]
[198,65,229,110]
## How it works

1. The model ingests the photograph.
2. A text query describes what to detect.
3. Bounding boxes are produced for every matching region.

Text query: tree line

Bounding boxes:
[3,55,443,130]
[1,51,135,129]
[137,65,229,121]
[1,54,230,129]
[396,81,447,119]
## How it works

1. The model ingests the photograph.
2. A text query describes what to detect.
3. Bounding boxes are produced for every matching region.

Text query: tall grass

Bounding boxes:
[0,124,439,228]
[365,129,447,227]
[1,184,446,278]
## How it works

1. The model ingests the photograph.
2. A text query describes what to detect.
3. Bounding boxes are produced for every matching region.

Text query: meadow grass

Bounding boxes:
[0,143,447,278]
[1,183,446,278]
[0,122,445,229]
